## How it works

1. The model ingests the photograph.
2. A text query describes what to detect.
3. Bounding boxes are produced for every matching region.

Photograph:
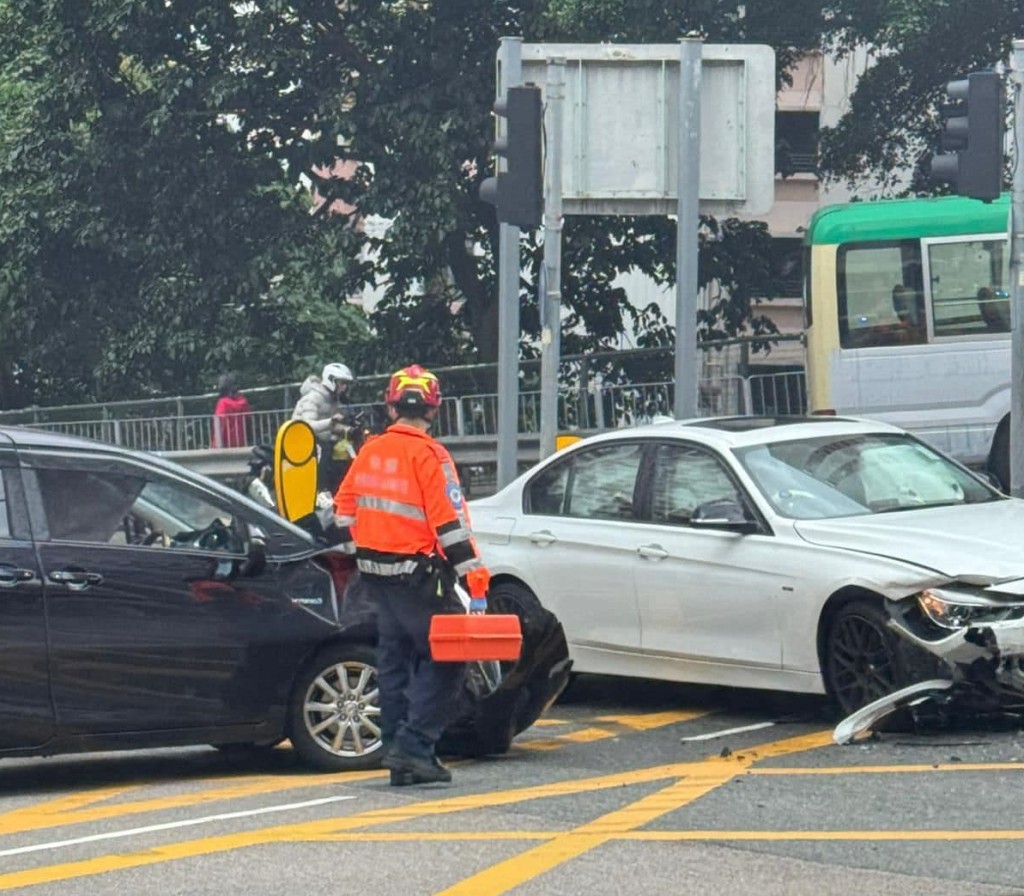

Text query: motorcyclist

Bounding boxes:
[243,444,276,510]
[292,362,364,498]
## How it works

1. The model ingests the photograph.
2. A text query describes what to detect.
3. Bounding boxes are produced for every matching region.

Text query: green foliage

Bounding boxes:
[2,0,1016,410]
[0,0,370,407]
[818,0,1024,193]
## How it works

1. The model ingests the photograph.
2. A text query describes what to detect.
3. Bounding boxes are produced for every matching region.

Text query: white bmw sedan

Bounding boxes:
[470,416,1024,717]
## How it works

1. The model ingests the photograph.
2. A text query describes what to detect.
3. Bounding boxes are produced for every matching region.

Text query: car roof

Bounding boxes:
[570,415,905,451]
[0,423,226,488]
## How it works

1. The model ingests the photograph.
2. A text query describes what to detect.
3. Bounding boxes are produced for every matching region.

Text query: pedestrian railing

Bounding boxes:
[8,370,807,453]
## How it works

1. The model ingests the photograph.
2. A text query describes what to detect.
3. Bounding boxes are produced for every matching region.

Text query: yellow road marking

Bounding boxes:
[0,787,138,830]
[750,762,1024,775]
[434,730,833,896]
[310,828,1024,843]
[595,709,707,730]
[558,727,616,743]
[0,731,834,891]
[0,706,700,837]
[0,768,388,837]
[515,740,565,751]
[23,729,1019,892]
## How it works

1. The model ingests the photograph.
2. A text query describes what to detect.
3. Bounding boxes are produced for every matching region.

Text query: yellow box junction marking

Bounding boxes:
[0,708,699,837]
[0,767,389,838]
[595,710,707,730]
[517,708,707,750]
[0,730,832,892]
[4,725,1023,894]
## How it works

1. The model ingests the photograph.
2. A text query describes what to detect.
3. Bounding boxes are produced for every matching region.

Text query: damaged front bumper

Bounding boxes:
[887,597,1024,702]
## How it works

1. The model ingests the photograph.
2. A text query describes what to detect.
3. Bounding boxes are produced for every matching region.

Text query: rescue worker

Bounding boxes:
[292,362,359,498]
[333,364,490,786]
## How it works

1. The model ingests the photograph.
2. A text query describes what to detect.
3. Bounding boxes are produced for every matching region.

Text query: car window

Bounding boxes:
[735,432,999,519]
[649,443,744,525]
[527,442,644,521]
[34,466,243,553]
[526,457,571,515]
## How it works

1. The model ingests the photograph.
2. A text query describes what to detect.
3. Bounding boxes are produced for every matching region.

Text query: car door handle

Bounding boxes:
[48,569,104,591]
[0,565,36,587]
[528,530,558,547]
[636,544,669,561]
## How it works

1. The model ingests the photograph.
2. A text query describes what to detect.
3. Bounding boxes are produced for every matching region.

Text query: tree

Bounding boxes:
[0,0,370,407]
[3,0,1017,410]
[817,0,1024,193]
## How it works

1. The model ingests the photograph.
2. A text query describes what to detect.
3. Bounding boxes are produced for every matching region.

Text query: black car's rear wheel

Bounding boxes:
[825,600,906,716]
[288,642,384,772]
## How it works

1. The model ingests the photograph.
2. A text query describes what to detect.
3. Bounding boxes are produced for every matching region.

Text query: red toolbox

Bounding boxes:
[429,614,523,662]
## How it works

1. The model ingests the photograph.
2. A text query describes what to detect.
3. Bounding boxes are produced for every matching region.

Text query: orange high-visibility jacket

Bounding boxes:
[333,423,484,579]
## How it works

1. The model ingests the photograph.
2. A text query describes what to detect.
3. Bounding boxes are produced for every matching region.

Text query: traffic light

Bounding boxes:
[479,84,543,229]
[930,71,1003,202]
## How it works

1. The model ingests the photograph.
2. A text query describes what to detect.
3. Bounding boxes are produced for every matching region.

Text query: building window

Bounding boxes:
[771,237,804,298]
[775,111,819,177]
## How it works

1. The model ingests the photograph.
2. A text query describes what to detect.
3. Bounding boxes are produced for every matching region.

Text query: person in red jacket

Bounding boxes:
[333,364,490,786]
[211,373,252,448]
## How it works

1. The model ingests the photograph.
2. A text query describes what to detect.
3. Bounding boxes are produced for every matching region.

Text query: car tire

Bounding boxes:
[287,642,384,772]
[824,600,911,718]
[487,580,543,672]
[461,581,545,756]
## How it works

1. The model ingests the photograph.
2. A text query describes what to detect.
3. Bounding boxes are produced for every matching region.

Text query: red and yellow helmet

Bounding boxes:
[385,364,442,409]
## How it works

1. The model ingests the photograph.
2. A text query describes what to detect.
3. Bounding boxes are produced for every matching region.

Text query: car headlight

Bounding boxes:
[917,588,1021,630]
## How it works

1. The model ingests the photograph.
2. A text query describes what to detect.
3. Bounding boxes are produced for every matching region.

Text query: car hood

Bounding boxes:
[793,500,1024,582]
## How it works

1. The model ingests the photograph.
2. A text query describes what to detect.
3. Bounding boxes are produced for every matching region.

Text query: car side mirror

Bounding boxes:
[237,524,268,577]
[690,499,759,534]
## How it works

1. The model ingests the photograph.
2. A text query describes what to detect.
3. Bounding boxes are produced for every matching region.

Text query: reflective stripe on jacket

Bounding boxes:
[333,423,483,579]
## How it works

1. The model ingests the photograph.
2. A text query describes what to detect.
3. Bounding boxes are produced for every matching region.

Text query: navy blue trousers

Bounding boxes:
[363,574,466,759]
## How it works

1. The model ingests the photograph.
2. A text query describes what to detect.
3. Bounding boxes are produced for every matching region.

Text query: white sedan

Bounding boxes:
[470,416,1024,717]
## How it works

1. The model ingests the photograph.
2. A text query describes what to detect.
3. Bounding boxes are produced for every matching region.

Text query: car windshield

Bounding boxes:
[733,432,1003,520]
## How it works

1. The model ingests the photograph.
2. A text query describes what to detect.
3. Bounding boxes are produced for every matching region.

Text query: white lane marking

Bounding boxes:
[0,795,356,858]
[681,721,776,742]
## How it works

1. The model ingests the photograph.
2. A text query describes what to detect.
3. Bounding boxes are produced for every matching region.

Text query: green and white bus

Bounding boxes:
[803,194,1012,485]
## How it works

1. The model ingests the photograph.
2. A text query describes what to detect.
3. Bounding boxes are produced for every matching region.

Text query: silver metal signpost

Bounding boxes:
[674,36,703,421]
[1011,40,1024,496]
[496,37,523,489]
[540,59,566,459]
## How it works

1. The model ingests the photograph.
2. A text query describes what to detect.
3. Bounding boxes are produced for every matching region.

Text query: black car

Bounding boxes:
[0,426,571,770]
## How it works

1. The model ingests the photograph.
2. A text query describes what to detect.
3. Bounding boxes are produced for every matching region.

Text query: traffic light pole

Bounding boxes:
[496,37,522,490]
[1011,40,1024,496]
[540,59,565,460]
[673,36,703,420]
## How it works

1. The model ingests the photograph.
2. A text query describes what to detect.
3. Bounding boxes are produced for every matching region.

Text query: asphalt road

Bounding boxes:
[2,676,1024,896]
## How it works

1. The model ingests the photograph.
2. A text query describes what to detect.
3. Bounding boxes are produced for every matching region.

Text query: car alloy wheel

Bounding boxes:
[288,643,384,771]
[826,600,903,715]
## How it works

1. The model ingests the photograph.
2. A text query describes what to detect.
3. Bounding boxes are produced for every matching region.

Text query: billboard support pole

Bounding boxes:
[673,36,703,420]
[540,59,566,459]
[496,37,523,489]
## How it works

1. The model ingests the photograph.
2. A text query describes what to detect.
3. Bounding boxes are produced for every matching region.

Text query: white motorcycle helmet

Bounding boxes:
[321,362,354,390]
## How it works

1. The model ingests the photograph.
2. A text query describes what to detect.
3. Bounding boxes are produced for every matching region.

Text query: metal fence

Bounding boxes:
[8,370,807,453]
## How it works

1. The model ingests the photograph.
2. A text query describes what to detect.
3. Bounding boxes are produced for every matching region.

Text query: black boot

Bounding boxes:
[384,751,451,784]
